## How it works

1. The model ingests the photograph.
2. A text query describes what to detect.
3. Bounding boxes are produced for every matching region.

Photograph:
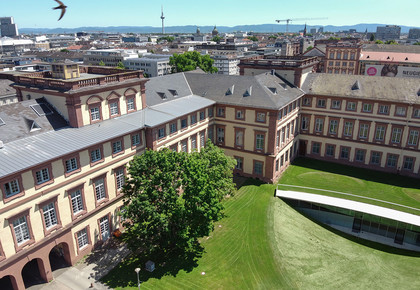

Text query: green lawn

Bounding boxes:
[278,158,420,215]
[102,160,420,289]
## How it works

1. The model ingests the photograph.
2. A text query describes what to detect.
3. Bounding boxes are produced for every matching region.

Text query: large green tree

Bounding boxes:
[121,142,235,255]
[169,51,218,73]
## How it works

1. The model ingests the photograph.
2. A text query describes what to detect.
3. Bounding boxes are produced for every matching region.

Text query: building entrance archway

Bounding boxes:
[0,275,15,290]
[49,242,71,272]
[21,258,46,288]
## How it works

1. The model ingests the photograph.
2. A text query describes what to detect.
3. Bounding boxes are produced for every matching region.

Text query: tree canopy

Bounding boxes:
[211,35,222,43]
[385,40,398,45]
[169,51,218,73]
[121,142,236,256]
[247,36,258,42]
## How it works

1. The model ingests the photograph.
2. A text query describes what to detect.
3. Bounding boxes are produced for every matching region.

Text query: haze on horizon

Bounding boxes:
[2,0,419,29]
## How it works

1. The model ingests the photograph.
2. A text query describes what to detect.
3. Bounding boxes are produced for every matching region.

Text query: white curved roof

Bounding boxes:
[0,37,33,46]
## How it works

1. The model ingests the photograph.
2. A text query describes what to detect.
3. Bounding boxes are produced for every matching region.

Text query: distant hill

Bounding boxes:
[19,23,419,34]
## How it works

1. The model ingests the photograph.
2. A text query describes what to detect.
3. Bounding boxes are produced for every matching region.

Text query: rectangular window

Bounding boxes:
[301,116,309,130]
[208,107,213,117]
[158,127,165,139]
[65,157,78,173]
[312,142,320,154]
[413,109,420,118]
[395,107,406,116]
[329,120,338,135]
[370,151,381,165]
[408,130,419,146]
[90,148,101,162]
[235,130,244,146]
[256,134,264,150]
[4,179,21,198]
[90,107,100,121]
[336,52,341,59]
[329,52,334,59]
[217,107,225,117]
[35,168,50,185]
[95,178,106,201]
[317,99,326,108]
[191,135,197,150]
[236,110,244,120]
[315,118,324,133]
[115,168,125,191]
[77,228,88,249]
[110,102,119,116]
[71,189,84,214]
[343,52,348,59]
[331,100,341,109]
[359,124,369,139]
[375,125,386,141]
[112,140,123,154]
[127,98,135,111]
[254,161,263,175]
[346,101,356,111]
[343,121,353,137]
[99,216,110,241]
[168,123,177,134]
[326,145,335,157]
[355,150,365,162]
[43,202,58,229]
[13,216,30,245]
[217,127,225,143]
[191,114,197,125]
[181,118,187,129]
[340,147,349,159]
[277,111,282,120]
[199,111,205,121]
[387,154,398,167]
[235,157,243,170]
[200,131,205,147]
[275,159,279,171]
[403,157,414,170]
[362,103,372,113]
[181,140,188,152]
[276,130,280,147]
[132,133,141,146]
[256,112,266,122]
[302,97,311,106]
[391,128,402,143]
[378,105,389,115]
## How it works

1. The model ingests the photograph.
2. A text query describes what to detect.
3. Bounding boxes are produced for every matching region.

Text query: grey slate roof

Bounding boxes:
[362,44,420,54]
[184,72,304,110]
[0,98,68,143]
[0,79,16,96]
[301,73,420,104]
[0,94,214,178]
[145,73,193,106]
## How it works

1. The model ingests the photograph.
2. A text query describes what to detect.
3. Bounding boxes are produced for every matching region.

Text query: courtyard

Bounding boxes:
[102,158,420,289]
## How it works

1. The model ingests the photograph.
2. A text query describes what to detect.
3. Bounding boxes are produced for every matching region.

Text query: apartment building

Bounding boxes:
[210,52,241,75]
[376,25,401,41]
[123,55,171,77]
[324,42,362,75]
[83,49,138,67]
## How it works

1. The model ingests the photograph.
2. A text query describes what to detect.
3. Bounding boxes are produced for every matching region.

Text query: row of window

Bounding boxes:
[169,131,206,153]
[327,69,355,75]
[6,169,125,252]
[328,51,356,60]
[1,133,142,202]
[234,157,264,176]
[89,97,136,123]
[311,142,417,171]
[157,109,211,140]
[276,119,298,149]
[301,116,419,147]
[277,100,300,121]
[328,61,355,68]
[217,107,269,123]
[303,97,420,118]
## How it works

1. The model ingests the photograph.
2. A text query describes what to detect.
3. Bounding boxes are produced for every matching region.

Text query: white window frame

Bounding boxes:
[43,202,58,229]
[13,216,30,245]
[90,107,100,121]
[95,178,106,201]
[36,168,50,185]
[91,148,102,162]
[77,228,89,249]
[4,179,21,198]
[65,157,78,173]
[110,102,119,116]
[112,140,123,154]
[71,189,84,214]
[115,168,125,191]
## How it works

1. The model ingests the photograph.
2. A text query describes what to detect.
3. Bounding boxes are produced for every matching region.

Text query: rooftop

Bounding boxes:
[360,51,420,63]
[301,73,420,104]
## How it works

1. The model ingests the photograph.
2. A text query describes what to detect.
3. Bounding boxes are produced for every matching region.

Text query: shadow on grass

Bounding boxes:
[234,176,265,189]
[101,243,204,288]
[282,199,420,257]
[290,157,420,190]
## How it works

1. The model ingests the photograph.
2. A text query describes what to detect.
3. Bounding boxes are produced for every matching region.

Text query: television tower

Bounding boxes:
[161,6,165,34]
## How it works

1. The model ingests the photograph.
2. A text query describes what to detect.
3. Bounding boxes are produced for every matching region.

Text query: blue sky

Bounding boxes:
[2,0,419,29]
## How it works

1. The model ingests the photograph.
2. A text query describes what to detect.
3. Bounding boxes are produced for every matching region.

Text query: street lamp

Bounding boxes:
[134,267,141,290]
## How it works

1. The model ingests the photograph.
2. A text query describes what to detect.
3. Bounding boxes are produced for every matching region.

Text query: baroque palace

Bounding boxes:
[0,63,419,289]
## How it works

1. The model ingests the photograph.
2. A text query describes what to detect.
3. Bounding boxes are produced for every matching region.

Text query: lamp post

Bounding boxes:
[134,267,141,290]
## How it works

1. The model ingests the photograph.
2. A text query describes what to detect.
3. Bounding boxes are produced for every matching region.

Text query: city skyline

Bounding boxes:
[1,0,419,29]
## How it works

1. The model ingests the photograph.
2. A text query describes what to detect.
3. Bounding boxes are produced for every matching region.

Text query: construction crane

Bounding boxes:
[275,18,328,33]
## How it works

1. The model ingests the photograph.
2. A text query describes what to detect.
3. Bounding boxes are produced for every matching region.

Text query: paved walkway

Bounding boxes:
[29,237,130,290]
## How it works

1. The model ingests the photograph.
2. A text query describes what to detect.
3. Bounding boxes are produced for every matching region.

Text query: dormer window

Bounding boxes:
[351,80,360,90]
[157,92,167,100]
[168,89,178,97]
[30,121,41,132]
[226,85,234,96]
[0,117,5,126]
[243,86,252,97]
[268,87,277,94]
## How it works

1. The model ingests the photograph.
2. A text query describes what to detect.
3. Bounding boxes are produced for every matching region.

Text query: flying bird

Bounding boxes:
[53,0,67,21]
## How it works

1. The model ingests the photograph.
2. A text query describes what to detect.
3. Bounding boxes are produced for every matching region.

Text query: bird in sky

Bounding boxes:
[53,0,67,21]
